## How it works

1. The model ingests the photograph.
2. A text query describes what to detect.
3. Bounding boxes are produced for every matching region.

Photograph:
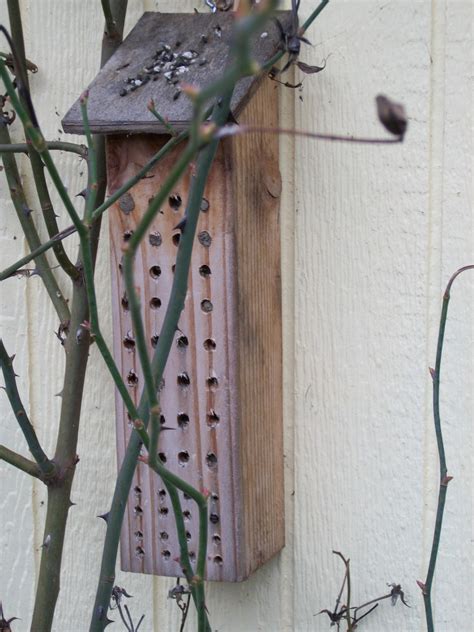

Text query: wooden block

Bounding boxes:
[106,76,283,581]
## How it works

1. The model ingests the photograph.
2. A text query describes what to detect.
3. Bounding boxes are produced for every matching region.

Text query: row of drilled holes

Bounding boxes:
[123,229,212,247]
[123,332,216,352]
[125,371,218,394]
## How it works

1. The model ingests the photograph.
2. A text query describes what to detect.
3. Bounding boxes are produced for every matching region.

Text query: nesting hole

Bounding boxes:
[123,229,134,242]
[135,546,145,558]
[151,334,159,348]
[134,530,143,539]
[189,551,196,561]
[183,492,191,501]
[134,505,143,516]
[159,507,169,516]
[206,376,219,390]
[160,531,169,540]
[198,230,212,247]
[127,370,138,386]
[161,549,171,560]
[158,488,166,499]
[211,493,219,502]
[123,332,135,350]
[178,450,190,466]
[203,338,216,351]
[199,264,211,278]
[149,231,162,247]
[169,193,182,210]
[133,485,142,495]
[158,452,167,463]
[213,555,223,566]
[206,410,220,428]
[201,299,213,313]
[121,293,129,310]
[209,513,219,524]
[186,531,192,541]
[149,265,161,279]
[212,534,221,545]
[183,510,191,521]
[177,335,189,348]
[200,197,210,212]
[177,372,190,386]
[172,233,180,246]
[206,452,218,469]
[171,264,176,274]
[150,297,162,309]
[160,414,166,425]
[177,413,190,428]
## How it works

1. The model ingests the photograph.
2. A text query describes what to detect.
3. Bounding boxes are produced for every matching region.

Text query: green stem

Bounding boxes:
[0,340,57,478]
[422,264,474,632]
[0,141,86,156]
[0,121,70,323]
[0,224,77,281]
[0,443,42,479]
[7,0,80,281]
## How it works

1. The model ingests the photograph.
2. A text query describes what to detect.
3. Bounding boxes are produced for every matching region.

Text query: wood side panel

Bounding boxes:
[228,76,285,578]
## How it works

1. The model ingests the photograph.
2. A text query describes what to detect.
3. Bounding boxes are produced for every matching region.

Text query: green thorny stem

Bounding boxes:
[420,265,474,632]
[7,0,80,281]
[0,3,129,631]
[90,2,289,630]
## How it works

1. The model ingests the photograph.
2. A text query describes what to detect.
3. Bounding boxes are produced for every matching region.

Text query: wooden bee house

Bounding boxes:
[63,10,290,582]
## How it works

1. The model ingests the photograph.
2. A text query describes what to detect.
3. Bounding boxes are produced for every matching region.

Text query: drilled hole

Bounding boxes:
[121,293,129,310]
[203,338,216,351]
[158,378,165,391]
[123,229,134,242]
[201,299,213,313]
[212,534,221,545]
[158,452,167,463]
[177,335,189,348]
[211,493,219,502]
[162,549,171,560]
[189,551,196,561]
[158,489,167,499]
[149,231,162,247]
[178,450,190,465]
[209,513,219,524]
[134,485,142,495]
[206,452,218,469]
[199,264,211,278]
[183,510,191,521]
[169,193,182,210]
[171,264,176,274]
[151,334,159,348]
[177,372,190,386]
[159,507,169,516]
[134,530,143,539]
[185,531,192,541]
[172,233,180,246]
[177,413,189,428]
[198,230,212,247]
[200,197,209,212]
[160,531,169,540]
[123,332,135,350]
[183,492,191,501]
[149,265,161,279]
[213,555,223,566]
[150,297,161,309]
[206,410,220,428]
[159,414,166,426]
[206,375,219,390]
[134,505,143,516]
[135,546,145,558]
[127,370,138,386]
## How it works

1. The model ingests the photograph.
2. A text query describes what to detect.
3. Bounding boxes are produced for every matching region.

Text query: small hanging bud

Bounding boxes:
[376,95,407,138]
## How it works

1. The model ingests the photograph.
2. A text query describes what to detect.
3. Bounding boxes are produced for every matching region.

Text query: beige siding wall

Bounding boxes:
[0,1,471,630]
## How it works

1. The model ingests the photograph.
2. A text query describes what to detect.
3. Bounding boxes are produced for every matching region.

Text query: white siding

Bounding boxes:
[0,1,471,630]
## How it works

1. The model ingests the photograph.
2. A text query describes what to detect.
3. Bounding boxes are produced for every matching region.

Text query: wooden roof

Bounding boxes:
[62,11,291,135]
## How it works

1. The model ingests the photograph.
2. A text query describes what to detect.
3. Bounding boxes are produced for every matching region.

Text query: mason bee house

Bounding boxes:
[63,10,289,582]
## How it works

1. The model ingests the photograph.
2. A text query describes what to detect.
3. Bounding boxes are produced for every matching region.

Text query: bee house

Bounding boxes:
[63,10,290,582]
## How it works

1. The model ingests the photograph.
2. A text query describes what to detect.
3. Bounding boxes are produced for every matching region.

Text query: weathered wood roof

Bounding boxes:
[62,11,291,135]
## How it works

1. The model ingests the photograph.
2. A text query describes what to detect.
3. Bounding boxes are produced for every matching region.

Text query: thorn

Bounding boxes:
[75,188,87,198]
[40,534,51,549]
[98,512,110,523]
[69,500,76,507]
[441,474,453,486]
[416,580,426,594]
[55,390,63,398]
[173,217,187,233]
[429,367,435,379]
